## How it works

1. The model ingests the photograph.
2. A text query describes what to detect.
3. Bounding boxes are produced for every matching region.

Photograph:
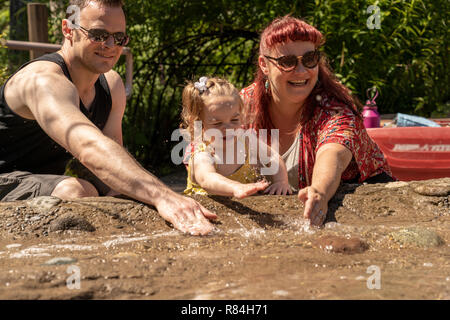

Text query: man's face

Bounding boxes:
[71,2,126,74]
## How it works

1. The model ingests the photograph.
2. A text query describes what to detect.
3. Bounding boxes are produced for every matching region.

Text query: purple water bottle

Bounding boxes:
[362,87,380,128]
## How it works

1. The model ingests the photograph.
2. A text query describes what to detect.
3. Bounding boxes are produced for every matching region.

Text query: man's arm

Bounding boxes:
[9,65,216,235]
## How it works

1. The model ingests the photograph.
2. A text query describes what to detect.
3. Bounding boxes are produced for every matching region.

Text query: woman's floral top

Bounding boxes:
[240,83,393,189]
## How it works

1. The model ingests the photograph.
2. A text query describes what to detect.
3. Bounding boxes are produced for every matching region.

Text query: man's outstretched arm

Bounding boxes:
[16,68,217,235]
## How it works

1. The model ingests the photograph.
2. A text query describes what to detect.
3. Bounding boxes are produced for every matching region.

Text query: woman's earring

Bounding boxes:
[265,80,270,93]
[315,79,322,102]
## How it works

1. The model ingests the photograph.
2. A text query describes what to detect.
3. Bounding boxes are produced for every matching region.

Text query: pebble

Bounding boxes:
[413,184,450,197]
[314,235,368,254]
[389,227,444,248]
[43,257,78,266]
[27,196,62,215]
[384,181,409,189]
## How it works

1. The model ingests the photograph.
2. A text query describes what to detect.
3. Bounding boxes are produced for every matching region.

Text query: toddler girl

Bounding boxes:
[181,77,292,198]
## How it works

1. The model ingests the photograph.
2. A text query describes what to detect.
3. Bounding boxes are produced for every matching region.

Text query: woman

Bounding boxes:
[241,15,394,226]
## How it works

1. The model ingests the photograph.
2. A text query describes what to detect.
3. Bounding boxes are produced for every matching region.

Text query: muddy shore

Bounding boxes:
[0,173,448,300]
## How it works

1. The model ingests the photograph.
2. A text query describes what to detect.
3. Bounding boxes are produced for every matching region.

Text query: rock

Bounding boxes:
[389,227,444,248]
[43,257,77,266]
[27,196,62,215]
[314,235,368,254]
[49,213,96,232]
[413,184,450,197]
[384,181,409,189]
[6,244,22,249]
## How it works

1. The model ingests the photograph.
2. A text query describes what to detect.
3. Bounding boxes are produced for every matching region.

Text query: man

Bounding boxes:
[0,0,216,235]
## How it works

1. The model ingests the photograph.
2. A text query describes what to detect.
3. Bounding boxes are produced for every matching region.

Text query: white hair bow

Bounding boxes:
[194,76,208,93]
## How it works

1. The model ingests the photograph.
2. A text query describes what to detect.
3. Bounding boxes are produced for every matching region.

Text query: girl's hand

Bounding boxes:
[264,181,294,195]
[298,186,328,227]
[233,180,270,199]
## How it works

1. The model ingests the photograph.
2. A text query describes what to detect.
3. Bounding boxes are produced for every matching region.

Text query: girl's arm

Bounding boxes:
[298,143,352,226]
[192,152,269,198]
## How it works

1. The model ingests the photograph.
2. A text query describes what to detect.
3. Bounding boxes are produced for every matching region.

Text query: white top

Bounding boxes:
[266,133,300,191]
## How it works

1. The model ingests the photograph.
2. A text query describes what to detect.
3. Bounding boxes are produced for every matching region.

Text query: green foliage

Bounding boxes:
[307,0,449,117]
[0,1,9,83]
[1,0,448,174]
[121,0,449,173]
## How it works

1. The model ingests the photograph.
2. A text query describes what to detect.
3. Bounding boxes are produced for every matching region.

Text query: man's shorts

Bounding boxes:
[0,171,70,201]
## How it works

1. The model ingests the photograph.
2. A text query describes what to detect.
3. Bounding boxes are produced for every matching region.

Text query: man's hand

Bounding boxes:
[154,192,217,235]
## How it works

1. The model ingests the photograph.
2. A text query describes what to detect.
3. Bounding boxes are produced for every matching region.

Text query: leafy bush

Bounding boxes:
[121,0,449,173]
[1,0,448,174]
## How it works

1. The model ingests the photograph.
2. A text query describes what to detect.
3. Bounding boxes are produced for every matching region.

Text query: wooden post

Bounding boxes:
[27,3,49,59]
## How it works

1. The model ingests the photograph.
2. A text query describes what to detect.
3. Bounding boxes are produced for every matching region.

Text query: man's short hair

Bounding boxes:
[66,0,124,19]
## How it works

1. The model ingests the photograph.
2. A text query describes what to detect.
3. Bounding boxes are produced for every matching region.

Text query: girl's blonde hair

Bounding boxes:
[181,77,244,139]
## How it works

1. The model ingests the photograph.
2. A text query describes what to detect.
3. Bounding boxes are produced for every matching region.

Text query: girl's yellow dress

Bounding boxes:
[184,142,260,195]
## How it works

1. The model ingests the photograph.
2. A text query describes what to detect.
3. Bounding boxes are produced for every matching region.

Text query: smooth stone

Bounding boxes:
[27,196,62,214]
[314,235,368,254]
[49,213,96,232]
[389,227,444,247]
[413,184,450,197]
[385,181,409,189]
[43,257,77,266]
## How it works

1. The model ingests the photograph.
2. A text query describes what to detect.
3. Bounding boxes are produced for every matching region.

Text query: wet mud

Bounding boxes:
[0,174,448,300]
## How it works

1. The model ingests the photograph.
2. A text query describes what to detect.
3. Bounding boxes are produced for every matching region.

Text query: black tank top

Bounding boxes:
[0,52,112,174]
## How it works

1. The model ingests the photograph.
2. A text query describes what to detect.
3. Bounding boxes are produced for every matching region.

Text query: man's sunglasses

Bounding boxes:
[264,50,321,71]
[75,25,129,47]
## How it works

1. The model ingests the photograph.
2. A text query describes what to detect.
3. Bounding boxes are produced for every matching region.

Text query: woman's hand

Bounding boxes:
[233,180,270,199]
[298,143,353,227]
[264,181,294,195]
[298,186,328,227]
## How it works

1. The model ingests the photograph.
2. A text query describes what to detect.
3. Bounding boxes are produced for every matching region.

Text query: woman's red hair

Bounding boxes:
[250,15,361,131]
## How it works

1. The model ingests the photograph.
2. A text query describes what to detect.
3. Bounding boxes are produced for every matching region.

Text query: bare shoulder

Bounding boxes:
[4,61,76,118]
[6,60,68,90]
[103,69,126,109]
[104,70,125,94]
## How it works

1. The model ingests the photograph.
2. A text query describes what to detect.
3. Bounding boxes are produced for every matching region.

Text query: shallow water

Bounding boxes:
[0,176,449,299]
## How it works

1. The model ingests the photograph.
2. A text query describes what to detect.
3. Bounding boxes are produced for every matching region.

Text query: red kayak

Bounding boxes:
[367,121,450,181]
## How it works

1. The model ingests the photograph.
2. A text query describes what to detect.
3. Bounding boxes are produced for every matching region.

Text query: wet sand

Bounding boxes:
[0,173,448,300]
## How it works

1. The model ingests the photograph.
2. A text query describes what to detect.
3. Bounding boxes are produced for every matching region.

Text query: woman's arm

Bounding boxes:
[193,152,269,198]
[298,143,352,226]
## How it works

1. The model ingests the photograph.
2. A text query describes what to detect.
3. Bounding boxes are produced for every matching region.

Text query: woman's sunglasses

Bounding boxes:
[76,25,130,47]
[264,50,321,71]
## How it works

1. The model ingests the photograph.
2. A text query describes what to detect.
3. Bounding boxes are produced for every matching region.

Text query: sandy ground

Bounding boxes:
[0,171,448,300]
